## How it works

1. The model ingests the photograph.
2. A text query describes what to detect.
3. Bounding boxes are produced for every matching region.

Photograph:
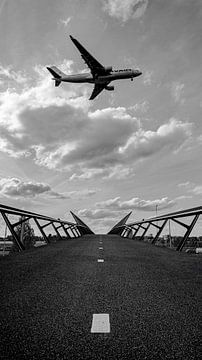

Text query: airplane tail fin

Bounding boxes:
[46,66,66,87]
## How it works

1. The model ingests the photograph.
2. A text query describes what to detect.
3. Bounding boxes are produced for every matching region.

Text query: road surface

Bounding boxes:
[0,235,201,359]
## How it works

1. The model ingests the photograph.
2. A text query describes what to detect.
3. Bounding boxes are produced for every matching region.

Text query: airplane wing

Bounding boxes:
[89,84,106,100]
[70,35,105,76]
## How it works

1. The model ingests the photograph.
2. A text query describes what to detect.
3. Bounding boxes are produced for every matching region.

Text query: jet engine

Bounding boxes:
[104,66,113,73]
[105,85,114,91]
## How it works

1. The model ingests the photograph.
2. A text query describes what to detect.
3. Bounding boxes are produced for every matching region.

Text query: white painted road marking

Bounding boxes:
[97,259,104,262]
[99,247,103,250]
[91,314,110,333]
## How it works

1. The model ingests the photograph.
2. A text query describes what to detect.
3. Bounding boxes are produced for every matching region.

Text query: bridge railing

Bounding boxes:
[108,206,202,251]
[0,203,93,252]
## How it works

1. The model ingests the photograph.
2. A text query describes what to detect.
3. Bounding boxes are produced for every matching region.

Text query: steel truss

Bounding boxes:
[108,206,202,251]
[0,203,93,252]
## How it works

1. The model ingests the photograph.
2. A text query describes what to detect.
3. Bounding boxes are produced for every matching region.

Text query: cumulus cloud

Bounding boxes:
[118,118,192,159]
[78,209,114,219]
[102,0,149,22]
[0,177,97,200]
[0,177,65,199]
[0,63,193,179]
[78,195,176,225]
[96,196,176,212]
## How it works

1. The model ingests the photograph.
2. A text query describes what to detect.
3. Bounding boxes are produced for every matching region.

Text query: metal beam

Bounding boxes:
[139,223,150,241]
[108,212,132,234]
[34,218,50,244]
[132,225,141,239]
[52,223,63,240]
[41,221,52,229]
[60,223,71,238]
[127,206,202,228]
[1,212,25,251]
[149,222,161,229]
[151,219,167,245]
[12,216,31,228]
[171,218,189,229]
[0,203,75,226]
[121,227,128,237]
[176,214,200,251]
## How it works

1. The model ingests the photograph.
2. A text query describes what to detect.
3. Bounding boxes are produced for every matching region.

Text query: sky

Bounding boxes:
[0,0,202,235]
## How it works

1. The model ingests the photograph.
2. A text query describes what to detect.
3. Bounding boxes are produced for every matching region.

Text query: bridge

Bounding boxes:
[0,203,201,359]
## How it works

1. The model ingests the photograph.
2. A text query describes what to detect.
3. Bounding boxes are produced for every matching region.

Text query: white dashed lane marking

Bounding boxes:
[91,314,110,333]
[99,247,103,250]
[97,259,104,262]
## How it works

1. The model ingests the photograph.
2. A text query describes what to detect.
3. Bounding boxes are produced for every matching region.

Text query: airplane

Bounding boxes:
[47,35,142,100]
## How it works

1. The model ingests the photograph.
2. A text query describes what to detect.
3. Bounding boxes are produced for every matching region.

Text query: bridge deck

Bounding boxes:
[0,235,201,359]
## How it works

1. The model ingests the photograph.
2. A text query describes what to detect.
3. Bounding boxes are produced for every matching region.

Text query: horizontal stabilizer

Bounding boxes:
[55,79,61,87]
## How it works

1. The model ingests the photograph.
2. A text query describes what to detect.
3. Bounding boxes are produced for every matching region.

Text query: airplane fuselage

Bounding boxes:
[52,69,142,84]
[47,35,142,99]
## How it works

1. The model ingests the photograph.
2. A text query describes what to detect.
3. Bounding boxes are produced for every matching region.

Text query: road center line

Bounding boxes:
[99,247,103,250]
[91,314,110,333]
[97,259,104,262]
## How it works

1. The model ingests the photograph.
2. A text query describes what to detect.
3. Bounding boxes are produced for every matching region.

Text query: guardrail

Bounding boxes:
[0,203,94,252]
[108,206,202,251]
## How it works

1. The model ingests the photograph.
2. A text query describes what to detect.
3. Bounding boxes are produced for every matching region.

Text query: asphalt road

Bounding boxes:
[0,235,201,359]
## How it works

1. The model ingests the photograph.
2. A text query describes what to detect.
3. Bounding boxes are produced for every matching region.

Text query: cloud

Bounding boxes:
[191,186,202,195]
[69,165,135,181]
[0,177,98,201]
[175,195,192,201]
[78,209,114,220]
[78,195,176,228]
[0,63,192,179]
[171,81,185,104]
[178,181,193,188]
[129,101,149,114]
[102,0,149,22]
[65,189,98,199]
[0,64,29,86]
[96,196,176,212]
[143,70,153,86]
[0,177,65,199]
[118,118,192,160]
[59,17,72,27]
